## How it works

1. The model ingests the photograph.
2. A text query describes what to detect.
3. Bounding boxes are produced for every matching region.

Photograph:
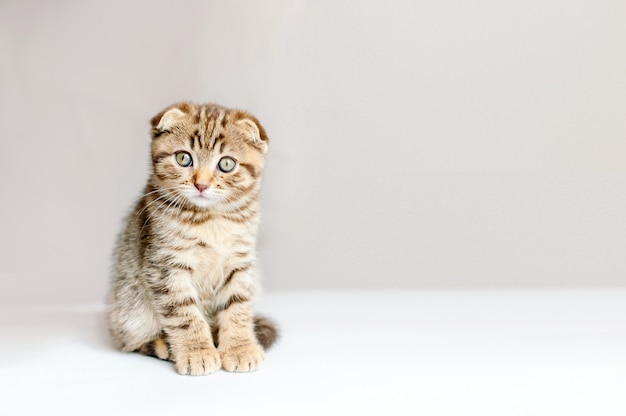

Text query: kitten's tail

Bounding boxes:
[254,315,279,350]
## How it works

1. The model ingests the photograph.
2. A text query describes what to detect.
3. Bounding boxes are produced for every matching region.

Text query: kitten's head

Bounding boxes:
[149,102,269,212]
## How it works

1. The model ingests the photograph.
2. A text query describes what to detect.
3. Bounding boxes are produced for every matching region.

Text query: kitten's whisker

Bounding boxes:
[137,189,181,236]
[215,193,255,215]
[136,187,180,215]
[152,193,178,217]
[172,193,186,221]
[216,196,239,214]
[140,186,178,198]
[136,189,178,218]
[137,193,172,233]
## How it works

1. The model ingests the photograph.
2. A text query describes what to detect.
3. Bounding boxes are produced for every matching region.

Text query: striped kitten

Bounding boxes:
[108,102,277,375]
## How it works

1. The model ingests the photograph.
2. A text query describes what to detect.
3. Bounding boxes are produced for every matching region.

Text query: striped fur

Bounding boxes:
[108,102,278,375]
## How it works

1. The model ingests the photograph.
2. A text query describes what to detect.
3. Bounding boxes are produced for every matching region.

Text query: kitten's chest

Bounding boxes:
[185,220,253,295]
[194,219,250,257]
[189,245,226,298]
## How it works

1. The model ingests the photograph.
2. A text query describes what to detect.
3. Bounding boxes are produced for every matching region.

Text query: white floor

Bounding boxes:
[2,289,626,415]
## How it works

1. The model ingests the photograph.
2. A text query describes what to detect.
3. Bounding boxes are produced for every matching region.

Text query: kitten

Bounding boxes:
[108,102,277,375]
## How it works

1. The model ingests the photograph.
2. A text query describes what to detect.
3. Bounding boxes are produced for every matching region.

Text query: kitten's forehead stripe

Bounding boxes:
[210,136,222,152]
[189,129,201,150]
[195,108,203,149]
[207,108,226,150]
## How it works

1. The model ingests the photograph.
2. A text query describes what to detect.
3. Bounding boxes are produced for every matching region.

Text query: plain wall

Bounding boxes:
[0,0,625,305]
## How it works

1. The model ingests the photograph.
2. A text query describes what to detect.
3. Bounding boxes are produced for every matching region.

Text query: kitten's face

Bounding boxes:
[149,103,268,212]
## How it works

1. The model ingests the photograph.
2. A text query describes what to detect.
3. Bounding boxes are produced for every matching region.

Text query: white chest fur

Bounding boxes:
[186,219,256,299]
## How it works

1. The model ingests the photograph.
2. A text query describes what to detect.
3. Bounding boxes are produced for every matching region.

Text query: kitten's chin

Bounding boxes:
[189,195,218,209]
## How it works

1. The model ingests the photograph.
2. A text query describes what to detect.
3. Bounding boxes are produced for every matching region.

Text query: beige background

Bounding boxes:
[0,0,625,305]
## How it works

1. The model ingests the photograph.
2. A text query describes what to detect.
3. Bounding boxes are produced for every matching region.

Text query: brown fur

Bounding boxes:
[253,316,279,350]
[108,102,278,375]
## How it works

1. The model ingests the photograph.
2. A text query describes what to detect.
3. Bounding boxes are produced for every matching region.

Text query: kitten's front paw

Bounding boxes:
[220,343,265,372]
[173,348,221,376]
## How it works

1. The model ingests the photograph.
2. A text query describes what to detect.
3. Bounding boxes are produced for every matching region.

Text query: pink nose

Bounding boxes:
[195,183,208,192]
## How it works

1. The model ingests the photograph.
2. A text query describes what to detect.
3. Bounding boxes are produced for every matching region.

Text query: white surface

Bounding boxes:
[1,1,626,305]
[2,289,626,415]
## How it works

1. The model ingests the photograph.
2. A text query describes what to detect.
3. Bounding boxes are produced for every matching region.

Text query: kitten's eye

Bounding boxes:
[217,157,236,173]
[175,152,192,167]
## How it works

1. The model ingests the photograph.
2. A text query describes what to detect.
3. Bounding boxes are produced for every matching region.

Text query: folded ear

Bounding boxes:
[155,108,186,130]
[236,115,269,154]
[150,102,193,138]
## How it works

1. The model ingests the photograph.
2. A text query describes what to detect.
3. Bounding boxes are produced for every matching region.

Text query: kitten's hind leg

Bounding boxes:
[107,290,164,355]
[136,335,170,361]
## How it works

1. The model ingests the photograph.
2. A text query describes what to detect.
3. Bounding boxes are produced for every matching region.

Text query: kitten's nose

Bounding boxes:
[195,183,208,193]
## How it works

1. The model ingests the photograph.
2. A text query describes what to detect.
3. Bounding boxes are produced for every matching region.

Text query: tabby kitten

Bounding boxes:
[108,102,277,376]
